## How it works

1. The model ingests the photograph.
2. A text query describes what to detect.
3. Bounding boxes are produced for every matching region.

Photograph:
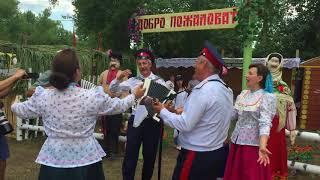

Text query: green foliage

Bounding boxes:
[279,0,320,60]
[0,0,18,19]
[235,0,264,44]
[238,0,320,59]
[0,0,72,46]
[73,0,144,51]
[0,40,111,94]
[72,0,242,57]
[4,0,319,60]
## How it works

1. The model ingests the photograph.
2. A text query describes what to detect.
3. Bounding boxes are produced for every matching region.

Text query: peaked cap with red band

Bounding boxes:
[200,41,228,75]
[135,48,155,62]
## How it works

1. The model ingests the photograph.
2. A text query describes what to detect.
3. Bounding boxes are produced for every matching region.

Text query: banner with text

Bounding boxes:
[137,7,238,33]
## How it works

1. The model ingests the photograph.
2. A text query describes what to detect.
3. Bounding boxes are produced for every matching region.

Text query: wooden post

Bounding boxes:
[221,48,225,58]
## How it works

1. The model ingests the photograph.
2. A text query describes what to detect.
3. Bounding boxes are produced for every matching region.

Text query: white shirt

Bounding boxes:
[159,74,234,151]
[174,88,188,109]
[110,72,167,127]
[11,85,135,168]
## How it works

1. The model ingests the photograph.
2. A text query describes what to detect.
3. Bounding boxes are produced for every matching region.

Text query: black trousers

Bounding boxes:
[172,145,229,180]
[122,116,161,180]
[103,114,122,154]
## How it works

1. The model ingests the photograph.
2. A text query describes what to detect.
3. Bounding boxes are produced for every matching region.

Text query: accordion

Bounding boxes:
[139,79,176,121]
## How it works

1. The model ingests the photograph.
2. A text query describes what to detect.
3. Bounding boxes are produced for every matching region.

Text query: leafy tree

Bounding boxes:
[72,0,241,57]
[280,0,320,60]
[52,0,320,60]
[0,0,73,46]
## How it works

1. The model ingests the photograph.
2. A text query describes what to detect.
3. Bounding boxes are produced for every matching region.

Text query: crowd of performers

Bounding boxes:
[0,41,297,180]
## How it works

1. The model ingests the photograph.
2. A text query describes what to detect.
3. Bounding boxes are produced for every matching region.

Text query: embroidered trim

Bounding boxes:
[235,90,263,111]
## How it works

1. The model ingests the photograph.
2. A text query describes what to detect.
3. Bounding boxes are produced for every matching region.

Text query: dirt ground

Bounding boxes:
[4,137,320,180]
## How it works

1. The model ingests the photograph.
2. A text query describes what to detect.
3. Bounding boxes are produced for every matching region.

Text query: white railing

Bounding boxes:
[288,161,320,175]
[16,120,320,175]
[16,117,127,142]
[285,129,320,143]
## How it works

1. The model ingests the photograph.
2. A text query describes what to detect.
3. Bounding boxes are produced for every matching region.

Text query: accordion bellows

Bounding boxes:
[139,79,176,121]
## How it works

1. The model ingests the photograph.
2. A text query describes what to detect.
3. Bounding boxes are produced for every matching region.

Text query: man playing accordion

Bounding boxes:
[109,49,168,180]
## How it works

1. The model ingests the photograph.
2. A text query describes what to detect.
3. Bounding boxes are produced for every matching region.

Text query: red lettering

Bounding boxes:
[215,13,221,24]
[222,12,229,24]
[193,14,199,26]
[200,14,206,26]
[149,18,154,29]
[160,17,165,28]
[177,16,182,27]
[183,15,192,27]
[231,10,238,24]
[207,13,214,25]
[138,19,143,31]
[143,19,149,29]
[171,16,176,27]
[154,18,160,28]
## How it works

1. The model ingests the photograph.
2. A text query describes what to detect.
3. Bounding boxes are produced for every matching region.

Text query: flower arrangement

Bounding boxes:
[288,145,316,163]
[128,8,146,47]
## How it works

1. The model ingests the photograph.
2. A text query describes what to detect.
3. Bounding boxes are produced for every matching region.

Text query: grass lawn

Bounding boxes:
[4,134,320,180]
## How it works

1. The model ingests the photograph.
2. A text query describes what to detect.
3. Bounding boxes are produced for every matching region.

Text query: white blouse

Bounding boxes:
[11,84,135,168]
[231,89,276,146]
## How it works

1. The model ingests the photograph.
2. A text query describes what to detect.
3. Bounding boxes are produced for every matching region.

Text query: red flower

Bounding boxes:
[278,85,284,92]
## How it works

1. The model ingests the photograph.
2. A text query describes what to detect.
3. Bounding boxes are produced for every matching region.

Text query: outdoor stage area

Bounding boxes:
[5,135,320,180]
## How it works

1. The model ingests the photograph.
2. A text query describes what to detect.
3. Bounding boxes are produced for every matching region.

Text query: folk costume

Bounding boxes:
[266,53,297,179]
[109,49,167,180]
[99,50,125,158]
[223,87,276,180]
[158,41,233,180]
[11,84,136,180]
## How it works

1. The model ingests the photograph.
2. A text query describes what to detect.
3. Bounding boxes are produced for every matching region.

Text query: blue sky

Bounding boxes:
[18,0,74,32]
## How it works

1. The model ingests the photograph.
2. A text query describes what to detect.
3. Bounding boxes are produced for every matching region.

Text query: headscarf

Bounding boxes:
[265,53,283,83]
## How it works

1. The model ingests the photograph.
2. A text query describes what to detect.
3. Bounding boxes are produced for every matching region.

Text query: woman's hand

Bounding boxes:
[257,146,271,166]
[13,69,27,79]
[133,84,145,99]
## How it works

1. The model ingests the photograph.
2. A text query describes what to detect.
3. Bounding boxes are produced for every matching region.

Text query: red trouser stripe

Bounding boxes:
[180,151,196,180]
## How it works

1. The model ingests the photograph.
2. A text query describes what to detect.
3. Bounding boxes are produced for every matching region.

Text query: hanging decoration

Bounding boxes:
[128,7,146,47]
